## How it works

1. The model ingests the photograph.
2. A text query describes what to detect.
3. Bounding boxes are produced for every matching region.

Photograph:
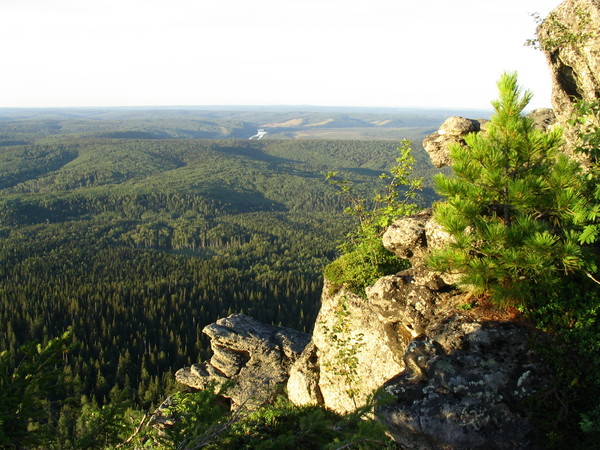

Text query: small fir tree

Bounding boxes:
[428,72,588,308]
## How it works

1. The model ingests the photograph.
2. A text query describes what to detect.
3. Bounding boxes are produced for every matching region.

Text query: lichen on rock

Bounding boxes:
[296,283,405,414]
[536,0,600,162]
[378,322,550,450]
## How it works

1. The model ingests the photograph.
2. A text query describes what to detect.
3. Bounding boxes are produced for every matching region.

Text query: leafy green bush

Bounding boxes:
[220,396,395,450]
[72,405,132,448]
[524,98,600,448]
[152,386,231,449]
[524,277,600,448]
[323,240,409,297]
[0,332,73,449]
[324,140,420,296]
[571,98,600,247]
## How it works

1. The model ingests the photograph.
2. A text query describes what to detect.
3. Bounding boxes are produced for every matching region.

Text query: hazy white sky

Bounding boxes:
[1,0,562,110]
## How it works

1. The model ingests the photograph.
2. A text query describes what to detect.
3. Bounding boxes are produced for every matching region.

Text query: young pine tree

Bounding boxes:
[428,72,588,308]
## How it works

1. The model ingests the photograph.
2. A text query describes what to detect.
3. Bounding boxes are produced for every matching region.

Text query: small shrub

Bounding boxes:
[325,139,420,296]
[324,240,408,297]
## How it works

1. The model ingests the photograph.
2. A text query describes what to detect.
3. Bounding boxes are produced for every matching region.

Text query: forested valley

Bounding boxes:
[0,109,446,443]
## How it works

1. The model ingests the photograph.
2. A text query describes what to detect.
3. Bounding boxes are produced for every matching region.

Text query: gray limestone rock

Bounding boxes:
[286,341,323,406]
[526,108,557,131]
[305,284,405,414]
[366,273,437,340]
[381,210,429,261]
[382,210,458,286]
[378,322,550,450]
[176,314,310,410]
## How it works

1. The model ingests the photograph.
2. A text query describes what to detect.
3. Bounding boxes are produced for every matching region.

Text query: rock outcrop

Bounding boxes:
[422,116,485,168]
[379,322,549,450]
[538,0,600,135]
[422,110,558,170]
[288,281,406,414]
[285,210,551,448]
[174,2,600,446]
[180,210,551,447]
[176,314,310,409]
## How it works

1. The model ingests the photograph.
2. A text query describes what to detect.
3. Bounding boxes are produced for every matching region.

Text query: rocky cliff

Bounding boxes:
[175,314,309,410]
[538,0,600,154]
[175,1,600,447]
[288,211,551,449]
[177,210,552,448]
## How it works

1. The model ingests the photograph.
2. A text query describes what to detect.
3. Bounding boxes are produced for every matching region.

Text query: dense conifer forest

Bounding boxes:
[0,110,442,437]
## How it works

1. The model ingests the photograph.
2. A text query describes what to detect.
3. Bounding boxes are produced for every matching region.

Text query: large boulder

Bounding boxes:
[378,322,550,450]
[286,210,552,448]
[382,208,457,287]
[288,211,452,414]
[372,213,551,449]
[175,314,310,410]
[289,282,405,414]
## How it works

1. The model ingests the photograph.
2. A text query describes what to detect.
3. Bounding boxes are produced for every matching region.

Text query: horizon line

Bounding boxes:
[0,104,496,113]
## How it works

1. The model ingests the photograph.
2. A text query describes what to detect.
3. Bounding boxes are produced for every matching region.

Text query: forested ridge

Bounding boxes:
[0,114,440,440]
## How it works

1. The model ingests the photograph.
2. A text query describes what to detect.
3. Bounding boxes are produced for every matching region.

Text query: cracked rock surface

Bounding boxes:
[176,314,309,410]
[378,322,550,450]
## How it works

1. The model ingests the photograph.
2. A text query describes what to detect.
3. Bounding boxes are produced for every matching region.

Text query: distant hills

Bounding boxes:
[0,106,492,142]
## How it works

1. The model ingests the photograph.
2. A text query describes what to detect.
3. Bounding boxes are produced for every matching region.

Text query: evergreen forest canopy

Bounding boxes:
[0,108,444,446]
[1,89,599,447]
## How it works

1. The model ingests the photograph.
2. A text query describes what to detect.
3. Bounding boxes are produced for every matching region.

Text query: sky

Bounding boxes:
[1,0,563,110]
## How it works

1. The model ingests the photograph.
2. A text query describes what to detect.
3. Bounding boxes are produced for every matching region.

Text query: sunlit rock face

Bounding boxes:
[176,314,309,410]
[291,282,406,415]
[421,116,484,168]
[286,208,552,449]
[538,0,600,153]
